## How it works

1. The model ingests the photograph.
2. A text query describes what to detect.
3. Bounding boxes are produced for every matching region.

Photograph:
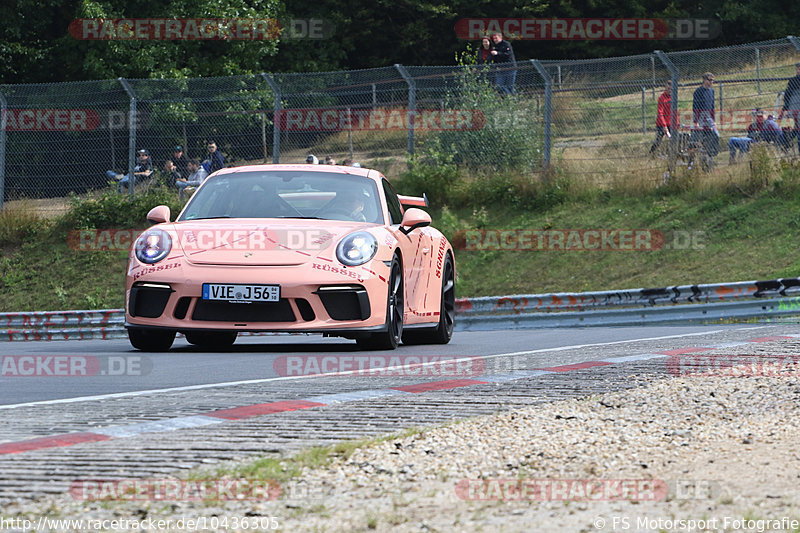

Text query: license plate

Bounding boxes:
[202,283,280,303]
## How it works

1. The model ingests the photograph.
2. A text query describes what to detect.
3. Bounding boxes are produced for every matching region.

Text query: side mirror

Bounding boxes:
[400,208,431,235]
[146,205,171,224]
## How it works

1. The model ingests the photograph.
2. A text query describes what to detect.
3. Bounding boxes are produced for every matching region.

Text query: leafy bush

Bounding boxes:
[434,51,544,172]
[398,141,463,207]
[746,144,773,194]
[63,187,186,229]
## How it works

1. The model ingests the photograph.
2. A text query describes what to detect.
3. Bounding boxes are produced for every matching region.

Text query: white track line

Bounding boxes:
[0,326,772,410]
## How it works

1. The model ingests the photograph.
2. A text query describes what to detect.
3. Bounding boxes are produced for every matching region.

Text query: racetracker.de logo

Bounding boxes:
[2,109,100,131]
[455,479,668,501]
[69,18,281,40]
[275,108,485,132]
[454,18,719,40]
[1,355,151,377]
[273,355,485,377]
[667,354,800,377]
[67,228,337,253]
[453,229,664,251]
[69,478,281,501]
[68,18,333,40]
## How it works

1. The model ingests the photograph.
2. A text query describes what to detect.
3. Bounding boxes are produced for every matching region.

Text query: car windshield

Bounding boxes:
[178,171,383,223]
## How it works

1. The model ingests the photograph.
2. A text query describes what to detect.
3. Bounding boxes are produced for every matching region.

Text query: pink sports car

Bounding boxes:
[125,164,455,351]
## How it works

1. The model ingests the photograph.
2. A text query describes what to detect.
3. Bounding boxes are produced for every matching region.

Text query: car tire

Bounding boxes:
[402,253,454,345]
[185,331,238,349]
[128,328,176,352]
[357,254,403,350]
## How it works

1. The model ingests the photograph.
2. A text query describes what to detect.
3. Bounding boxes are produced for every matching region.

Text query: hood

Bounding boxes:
[169,219,373,266]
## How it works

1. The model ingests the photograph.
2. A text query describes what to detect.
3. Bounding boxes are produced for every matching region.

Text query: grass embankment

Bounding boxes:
[2,157,800,312]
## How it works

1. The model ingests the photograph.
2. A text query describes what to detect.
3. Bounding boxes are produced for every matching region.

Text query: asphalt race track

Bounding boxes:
[1,323,798,502]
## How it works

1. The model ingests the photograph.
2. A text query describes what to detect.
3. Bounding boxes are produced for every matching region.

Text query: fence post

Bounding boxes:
[755,48,761,94]
[394,64,415,157]
[261,73,281,164]
[719,82,723,130]
[118,78,136,198]
[651,56,656,100]
[557,65,562,90]
[529,59,552,168]
[641,87,646,134]
[0,88,6,211]
[654,51,679,173]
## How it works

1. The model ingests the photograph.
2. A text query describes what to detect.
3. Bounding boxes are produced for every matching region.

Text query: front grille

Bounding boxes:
[173,297,191,319]
[295,298,316,321]
[192,299,296,322]
[315,286,371,321]
[129,285,173,318]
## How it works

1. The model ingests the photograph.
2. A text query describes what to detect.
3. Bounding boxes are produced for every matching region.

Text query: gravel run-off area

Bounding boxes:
[5,345,800,532]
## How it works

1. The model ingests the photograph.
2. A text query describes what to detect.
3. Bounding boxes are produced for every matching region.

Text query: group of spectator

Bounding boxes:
[305,154,361,167]
[106,141,225,198]
[649,63,800,167]
[476,32,517,95]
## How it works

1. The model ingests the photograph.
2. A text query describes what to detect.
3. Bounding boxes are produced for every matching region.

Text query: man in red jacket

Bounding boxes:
[650,80,672,154]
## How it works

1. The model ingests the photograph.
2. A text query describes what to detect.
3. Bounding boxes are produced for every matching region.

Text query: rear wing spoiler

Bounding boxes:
[398,193,429,208]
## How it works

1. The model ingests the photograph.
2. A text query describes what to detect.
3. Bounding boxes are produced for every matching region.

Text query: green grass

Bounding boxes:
[3,163,800,311]
[201,427,423,485]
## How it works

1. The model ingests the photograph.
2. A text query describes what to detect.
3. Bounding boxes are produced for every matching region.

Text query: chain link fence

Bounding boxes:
[1,36,799,214]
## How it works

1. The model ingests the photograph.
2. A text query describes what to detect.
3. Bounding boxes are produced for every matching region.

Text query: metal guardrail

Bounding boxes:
[2,279,800,341]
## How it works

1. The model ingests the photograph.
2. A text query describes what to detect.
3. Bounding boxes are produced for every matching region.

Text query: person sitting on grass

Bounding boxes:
[728,109,783,163]
[107,149,153,193]
[176,159,209,200]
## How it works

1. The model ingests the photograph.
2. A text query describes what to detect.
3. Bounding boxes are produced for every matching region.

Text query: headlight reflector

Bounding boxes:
[135,229,172,264]
[336,231,377,266]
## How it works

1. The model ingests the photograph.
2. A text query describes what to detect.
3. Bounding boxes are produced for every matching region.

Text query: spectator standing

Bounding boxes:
[692,72,719,157]
[170,145,189,179]
[176,159,209,200]
[477,36,493,65]
[490,32,516,95]
[779,62,800,152]
[325,156,336,165]
[476,36,494,85]
[202,141,225,174]
[650,80,672,154]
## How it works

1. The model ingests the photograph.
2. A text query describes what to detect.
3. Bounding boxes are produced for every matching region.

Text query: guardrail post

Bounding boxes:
[118,78,136,198]
[530,59,553,168]
[261,73,281,164]
[0,88,6,211]
[654,51,679,174]
[788,36,800,52]
[394,64,415,157]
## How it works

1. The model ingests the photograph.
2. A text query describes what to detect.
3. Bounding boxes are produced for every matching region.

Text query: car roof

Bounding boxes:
[212,164,379,181]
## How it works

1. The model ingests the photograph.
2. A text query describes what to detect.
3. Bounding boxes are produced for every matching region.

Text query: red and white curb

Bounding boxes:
[0,334,795,456]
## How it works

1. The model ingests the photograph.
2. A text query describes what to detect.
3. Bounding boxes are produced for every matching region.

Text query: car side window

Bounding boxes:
[382,179,404,225]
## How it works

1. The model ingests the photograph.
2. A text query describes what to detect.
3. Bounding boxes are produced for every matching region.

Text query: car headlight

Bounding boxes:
[336,231,377,266]
[134,229,172,264]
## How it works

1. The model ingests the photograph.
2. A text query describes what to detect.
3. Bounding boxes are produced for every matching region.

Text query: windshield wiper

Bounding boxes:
[274,216,324,219]
[190,215,231,220]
